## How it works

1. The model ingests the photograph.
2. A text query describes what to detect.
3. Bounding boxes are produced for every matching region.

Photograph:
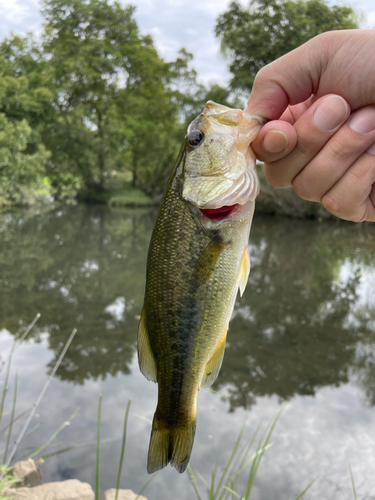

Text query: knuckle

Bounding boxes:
[294,139,311,158]
[321,192,364,222]
[321,192,343,216]
[254,64,272,84]
[292,174,316,201]
[263,163,291,188]
[325,137,352,163]
[347,161,370,182]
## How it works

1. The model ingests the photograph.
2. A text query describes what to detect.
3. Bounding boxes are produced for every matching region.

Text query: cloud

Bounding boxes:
[133,0,232,85]
[0,0,43,38]
[1,0,374,85]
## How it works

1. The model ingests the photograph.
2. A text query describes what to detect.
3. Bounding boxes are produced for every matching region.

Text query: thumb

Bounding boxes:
[245,33,329,120]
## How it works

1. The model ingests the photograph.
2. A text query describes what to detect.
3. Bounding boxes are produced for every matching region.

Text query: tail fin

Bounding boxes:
[147,416,196,474]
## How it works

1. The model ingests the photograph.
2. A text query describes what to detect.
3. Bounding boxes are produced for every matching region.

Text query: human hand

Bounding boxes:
[245,30,375,222]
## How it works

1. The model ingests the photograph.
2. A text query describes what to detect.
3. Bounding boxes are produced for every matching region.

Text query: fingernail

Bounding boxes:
[367,141,375,155]
[313,95,349,131]
[349,107,375,134]
[263,130,288,154]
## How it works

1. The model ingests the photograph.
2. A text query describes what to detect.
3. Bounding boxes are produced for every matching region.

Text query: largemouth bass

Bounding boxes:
[138,101,265,474]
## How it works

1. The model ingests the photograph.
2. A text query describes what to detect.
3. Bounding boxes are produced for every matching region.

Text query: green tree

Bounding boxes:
[215,0,360,93]
[41,0,190,197]
[0,39,53,204]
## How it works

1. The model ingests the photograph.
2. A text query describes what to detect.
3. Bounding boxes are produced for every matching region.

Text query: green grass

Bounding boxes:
[188,411,281,500]
[115,400,131,500]
[0,318,77,491]
[348,461,357,500]
[0,466,21,499]
[108,189,153,207]
[94,395,158,500]
[188,409,317,500]
[95,393,103,500]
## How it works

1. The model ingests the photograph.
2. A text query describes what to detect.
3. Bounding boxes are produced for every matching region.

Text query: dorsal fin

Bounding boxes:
[137,308,157,382]
[200,328,227,389]
[239,245,250,296]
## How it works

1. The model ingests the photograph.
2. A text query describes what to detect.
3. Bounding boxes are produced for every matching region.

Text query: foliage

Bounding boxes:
[0,0,363,210]
[40,0,202,197]
[0,0,249,204]
[0,113,50,205]
[0,41,53,205]
[0,466,21,499]
[188,414,279,500]
[0,0,204,202]
[215,0,360,93]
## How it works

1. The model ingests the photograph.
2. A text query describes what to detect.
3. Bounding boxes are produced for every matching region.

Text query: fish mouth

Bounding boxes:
[199,204,239,221]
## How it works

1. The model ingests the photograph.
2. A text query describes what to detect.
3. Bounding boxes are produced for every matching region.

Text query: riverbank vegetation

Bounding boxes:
[0,0,360,215]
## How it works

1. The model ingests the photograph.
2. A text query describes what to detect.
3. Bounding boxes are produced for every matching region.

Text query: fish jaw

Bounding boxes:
[182,101,265,211]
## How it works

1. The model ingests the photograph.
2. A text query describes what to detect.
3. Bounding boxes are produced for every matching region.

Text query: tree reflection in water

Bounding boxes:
[1,206,375,407]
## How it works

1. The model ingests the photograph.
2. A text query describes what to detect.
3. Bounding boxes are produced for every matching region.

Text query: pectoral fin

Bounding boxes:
[192,232,229,285]
[200,329,227,389]
[137,308,157,382]
[239,246,250,297]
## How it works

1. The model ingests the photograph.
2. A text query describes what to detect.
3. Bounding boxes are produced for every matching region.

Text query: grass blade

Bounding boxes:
[195,468,210,490]
[0,465,22,498]
[222,422,262,494]
[39,437,120,460]
[210,461,219,499]
[0,313,40,377]
[348,461,357,500]
[15,314,41,348]
[135,472,159,500]
[96,392,103,500]
[132,414,152,424]
[241,409,282,499]
[295,479,315,500]
[202,388,230,398]
[3,372,18,464]
[214,424,247,499]
[223,485,240,498]
[0,328,77,479]
[188,464,203,500]
[115,400,131,500]
[0,342,15,427]
[0,408,32,437]
[28,407,80,459]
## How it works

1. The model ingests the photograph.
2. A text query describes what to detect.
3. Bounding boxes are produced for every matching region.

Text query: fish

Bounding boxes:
[137,101,266,474]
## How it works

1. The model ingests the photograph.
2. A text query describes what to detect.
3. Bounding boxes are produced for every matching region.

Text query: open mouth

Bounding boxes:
[199,204,239,221]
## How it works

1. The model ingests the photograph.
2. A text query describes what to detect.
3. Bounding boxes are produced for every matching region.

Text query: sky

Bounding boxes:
[0,0,374,87]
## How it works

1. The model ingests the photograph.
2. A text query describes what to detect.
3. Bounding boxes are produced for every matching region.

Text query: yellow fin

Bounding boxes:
[200,329,227,389]
[147,416,196,474]
[137,308,157,383]
[239,246,250,297]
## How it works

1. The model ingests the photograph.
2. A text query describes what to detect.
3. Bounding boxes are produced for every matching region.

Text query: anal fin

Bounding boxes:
[239,246,250,296]
[137,308,157,382]
[200,329,227,389]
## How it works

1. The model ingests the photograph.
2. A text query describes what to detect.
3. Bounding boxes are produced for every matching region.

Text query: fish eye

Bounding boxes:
[187,130,204,147]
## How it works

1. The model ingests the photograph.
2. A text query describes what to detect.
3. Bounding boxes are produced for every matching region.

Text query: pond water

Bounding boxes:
[1,205,375,499]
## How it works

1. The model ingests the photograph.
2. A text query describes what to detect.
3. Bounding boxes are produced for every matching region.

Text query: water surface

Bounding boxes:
[1,205,375,499]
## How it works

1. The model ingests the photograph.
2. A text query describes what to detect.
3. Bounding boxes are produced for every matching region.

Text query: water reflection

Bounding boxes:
[1,206,375,407]
[217,218,375,410]
[0,205,154,382]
